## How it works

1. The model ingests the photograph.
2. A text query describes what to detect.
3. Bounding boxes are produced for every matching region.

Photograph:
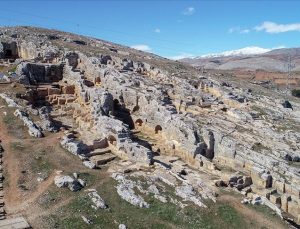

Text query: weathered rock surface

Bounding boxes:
[0,93,20,107]
[14,109,43,138]
[1,26,300,225]
[54,175,83,192]
[112,173,149,208]
[87,190,107,209]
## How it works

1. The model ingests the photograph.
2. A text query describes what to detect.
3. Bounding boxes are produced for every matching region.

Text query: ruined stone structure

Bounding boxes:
[0,26,300,225]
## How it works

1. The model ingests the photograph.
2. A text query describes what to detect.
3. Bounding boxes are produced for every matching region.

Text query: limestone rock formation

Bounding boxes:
[14,109,43,138]
[54,175,83,192]
[0,26,300,225]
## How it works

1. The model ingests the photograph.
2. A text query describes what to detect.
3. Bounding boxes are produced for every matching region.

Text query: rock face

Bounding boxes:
[60,135,88,156]
[14,109,43,138]
[112,173,149,208]
[1,26,300,224]
[175,184,206,207]
[17,62,63,85]
[54,175,83,192]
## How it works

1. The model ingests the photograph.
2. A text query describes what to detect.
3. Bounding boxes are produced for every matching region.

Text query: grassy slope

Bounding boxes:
[34,177,284,229]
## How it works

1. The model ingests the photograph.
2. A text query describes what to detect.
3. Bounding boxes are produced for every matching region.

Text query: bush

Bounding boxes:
[292,89,300,98]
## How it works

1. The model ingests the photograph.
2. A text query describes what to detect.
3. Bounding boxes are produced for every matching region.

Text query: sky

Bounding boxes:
[1,0,300,59]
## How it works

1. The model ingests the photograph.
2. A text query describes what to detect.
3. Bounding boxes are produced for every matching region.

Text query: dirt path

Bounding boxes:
[0,116,23,208]
[27,195,74,222]
[220,194,286,229]
[0,112,63,214]
[7,173,56,214]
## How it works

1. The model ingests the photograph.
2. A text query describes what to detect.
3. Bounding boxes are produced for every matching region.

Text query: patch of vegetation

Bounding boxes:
[3,111,15,126]
[275,118,300,133]
[74,172,97,187]
[8,65,17,73]
[251,105,268,116]
[248,204,280,221]
[3,109,27,139]
[39,178,263,229]
[10,141,25,151]
[217,204,243,226]
[31,150,53,174]
[291,89,300,98]
[37,184,75,210]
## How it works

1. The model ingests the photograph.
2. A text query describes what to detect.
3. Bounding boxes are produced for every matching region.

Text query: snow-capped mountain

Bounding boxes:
[198,46,275,58]
[180,47,300,72]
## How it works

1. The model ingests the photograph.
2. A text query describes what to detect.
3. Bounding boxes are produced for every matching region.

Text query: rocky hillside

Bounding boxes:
[0,26,299,228]
[181,48,300,72]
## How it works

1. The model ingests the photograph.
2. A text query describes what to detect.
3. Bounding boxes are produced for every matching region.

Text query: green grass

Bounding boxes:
[248,204,280,221]
[37,178,262,229]
[10,141,25,151]
[3,108,27,139]
[31,150,53,174]
[217,204,243,227]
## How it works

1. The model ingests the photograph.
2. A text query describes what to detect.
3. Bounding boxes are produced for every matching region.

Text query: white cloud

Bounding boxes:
[131,44,152,52]
[154,28,161,33]
[168,53,195,60]
[241,29,250,34]
[255,21,300,33]
[182,7,195,15]
[199,46,286,58]
[228,27,250,34]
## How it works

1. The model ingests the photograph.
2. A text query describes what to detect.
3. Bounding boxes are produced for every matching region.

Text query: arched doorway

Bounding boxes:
[135,119,143,127]
[95,77,101,84]
[155,125,162,134]
[107,135,117,146]
[132,105,139,113]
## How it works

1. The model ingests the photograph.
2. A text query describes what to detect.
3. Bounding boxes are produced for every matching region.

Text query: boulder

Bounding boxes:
[60,136,88,156]
[54,175,83,192]
[282,100,293,109]
[87,191,108,209]
[81,216,92,225]
[83,160,96,169]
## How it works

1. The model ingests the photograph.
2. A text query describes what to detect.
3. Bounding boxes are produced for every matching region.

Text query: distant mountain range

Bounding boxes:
[180,47,300,72]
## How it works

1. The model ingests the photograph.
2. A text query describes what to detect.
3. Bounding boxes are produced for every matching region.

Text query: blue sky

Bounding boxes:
[1,0,300,59]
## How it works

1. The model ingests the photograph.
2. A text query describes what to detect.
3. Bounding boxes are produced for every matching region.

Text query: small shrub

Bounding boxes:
[292,89,300,98]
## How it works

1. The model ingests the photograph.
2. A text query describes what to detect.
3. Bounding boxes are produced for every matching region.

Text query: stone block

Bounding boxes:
[37,87,48,98]
[48,87,61,95]
[58,98,66,105]
[62,85,75,94]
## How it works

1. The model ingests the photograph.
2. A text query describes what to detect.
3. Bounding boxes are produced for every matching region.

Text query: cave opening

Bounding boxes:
[155,125,162,134]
